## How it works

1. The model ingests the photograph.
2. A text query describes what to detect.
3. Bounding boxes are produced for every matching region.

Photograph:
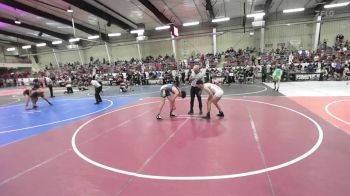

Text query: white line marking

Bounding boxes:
[22,111,34,114]
[71,98,324,180]
[0,97,98,109]
[0,99,114,134]
[176,114,202,117]
[325,99,350,126]
[0,149,71,186]
[223,85,268,96]
[115,119,189,195]
[0,111,149,186]
[247,109,276,196]
[87,91,159,97]
[173,115,202,119]
[86,84,267,98]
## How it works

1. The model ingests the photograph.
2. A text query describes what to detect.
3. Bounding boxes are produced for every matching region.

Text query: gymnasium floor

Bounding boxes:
[0,82,349,196]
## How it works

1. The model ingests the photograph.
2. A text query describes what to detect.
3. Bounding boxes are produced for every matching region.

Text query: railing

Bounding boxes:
[1,59,32,64]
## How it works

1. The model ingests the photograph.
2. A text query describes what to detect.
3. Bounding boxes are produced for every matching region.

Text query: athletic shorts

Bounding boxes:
[272,76,281,81]
[214,90,224,98]
[160,89,171,98]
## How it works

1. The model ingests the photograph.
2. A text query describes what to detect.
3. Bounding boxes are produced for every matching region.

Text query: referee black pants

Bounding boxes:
[189,86,202,112]
[95,86,102,103]
[48,84,54,97]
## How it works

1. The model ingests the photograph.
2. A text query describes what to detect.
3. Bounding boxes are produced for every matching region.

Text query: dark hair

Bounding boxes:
[92,75,96,80]
[181,90,186,98]
[196,79,204,85]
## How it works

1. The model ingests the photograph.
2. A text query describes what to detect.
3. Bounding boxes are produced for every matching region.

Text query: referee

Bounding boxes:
[91,75,102,104]
[188,65,205,115]
[44,76,54,98]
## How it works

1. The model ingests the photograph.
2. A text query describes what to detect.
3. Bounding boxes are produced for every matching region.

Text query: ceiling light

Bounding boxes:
[46,22,59,26]
[249,32,254,35]
[155,25,170,30]
[67,7,73,13]
[22,45,31,49]
[183,21,200,26]
[52,40,62,45]
[57,26,72,29]
[88,35,99,40]
[36,43,46,47]
[14,19,21,24]
[108,33,121,37]
[212,17,230,23]
[324,2,350,8]
[6,47,16,51]
[69,38,80,42]
[130,29,145,34]
[246,12,265,18]
[283,8,305,13]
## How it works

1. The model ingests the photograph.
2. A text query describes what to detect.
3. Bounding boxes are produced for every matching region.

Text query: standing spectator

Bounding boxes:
[145,71,149,85]
[257,56,261,65]
[91,76,102,104]
[187,69,192,82]
[343,65,349,80]
[188,65,204,115]
[141,72,146,85]
[228,69,234,85]
[205,69,210,83]
[181,69,186,84]
[272,66,283,91]
[175,73,180,87]
[320,66,328,81]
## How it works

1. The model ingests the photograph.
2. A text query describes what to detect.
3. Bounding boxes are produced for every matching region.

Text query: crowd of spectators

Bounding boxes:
[1,34,350,88]
[186,52,222,68]
[0,70,31,88]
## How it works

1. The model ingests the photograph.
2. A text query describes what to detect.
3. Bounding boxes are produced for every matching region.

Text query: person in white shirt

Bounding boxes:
[64,79,73,94]
[145,71,149,85]
[91,75,102,104]
[196,79,224,119]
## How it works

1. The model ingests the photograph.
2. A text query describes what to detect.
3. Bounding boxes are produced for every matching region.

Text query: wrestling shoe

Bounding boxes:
[202,113,211,119]
[217,111,224,117]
